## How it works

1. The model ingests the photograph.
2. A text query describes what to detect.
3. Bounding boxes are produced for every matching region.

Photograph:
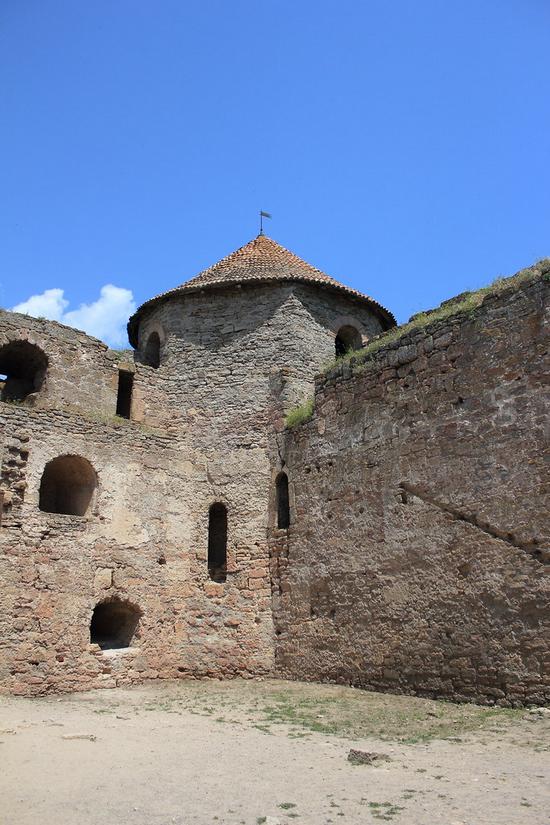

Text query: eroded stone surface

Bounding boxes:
[0,274,384,695]
[272,273,550,706]
[0,248,548,704]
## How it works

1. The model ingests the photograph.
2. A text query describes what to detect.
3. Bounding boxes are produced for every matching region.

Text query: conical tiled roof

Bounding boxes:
[128,235,395,345]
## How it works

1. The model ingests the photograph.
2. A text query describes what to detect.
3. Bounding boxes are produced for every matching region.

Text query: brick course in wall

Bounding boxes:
[273,269,549,706]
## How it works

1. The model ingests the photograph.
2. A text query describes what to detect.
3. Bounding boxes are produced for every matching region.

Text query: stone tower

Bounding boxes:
[0,234,393,694]
[127,233,394,430]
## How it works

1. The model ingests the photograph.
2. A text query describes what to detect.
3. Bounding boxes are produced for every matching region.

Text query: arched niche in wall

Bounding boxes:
[0,340,48,401]
[275,472,290,529]
[90,598,141,650]
[143,331,161,368]
[335,325,362,357]
[39,454,97,516]
[208,502,227,583]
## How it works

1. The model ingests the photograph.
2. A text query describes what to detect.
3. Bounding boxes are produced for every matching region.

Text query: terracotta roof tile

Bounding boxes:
[128,235,395,346]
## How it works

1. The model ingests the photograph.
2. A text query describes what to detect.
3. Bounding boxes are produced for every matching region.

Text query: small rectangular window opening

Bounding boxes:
[276,473,290,529]
[116,370,134,419]
[208,503,227,583]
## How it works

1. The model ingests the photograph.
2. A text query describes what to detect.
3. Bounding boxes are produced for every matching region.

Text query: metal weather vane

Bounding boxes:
[259,210,272,235]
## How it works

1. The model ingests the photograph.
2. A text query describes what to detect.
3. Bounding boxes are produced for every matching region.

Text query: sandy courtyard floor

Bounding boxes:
[1,678,549,825]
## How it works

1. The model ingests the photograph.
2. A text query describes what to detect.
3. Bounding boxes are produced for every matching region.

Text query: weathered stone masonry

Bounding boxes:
[0,233,548,706]
[0,235,390,695]
[273,271,549,706]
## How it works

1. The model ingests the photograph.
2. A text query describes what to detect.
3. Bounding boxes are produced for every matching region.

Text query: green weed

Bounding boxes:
[323,258,550,377]
[285,398,314,429]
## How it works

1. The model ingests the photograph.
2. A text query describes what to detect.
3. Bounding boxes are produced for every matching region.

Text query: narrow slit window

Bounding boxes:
[116,370,134,419]
[276,472,290,529]
[208,502,227,582]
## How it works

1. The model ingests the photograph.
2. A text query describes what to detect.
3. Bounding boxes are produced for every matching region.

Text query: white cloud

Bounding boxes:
[12,288,68,321]
[12,284,136,348]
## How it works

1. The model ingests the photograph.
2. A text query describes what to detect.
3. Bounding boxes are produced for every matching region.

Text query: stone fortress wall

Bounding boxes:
[0,233,547,705]
[0,273,383,695]
[272,267,549,706]
[0,309,120,416]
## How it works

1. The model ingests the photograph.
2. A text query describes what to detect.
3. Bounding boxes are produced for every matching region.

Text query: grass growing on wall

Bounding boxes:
[285,398,314,429]
[283,258,549,431]
[325,258,550,375]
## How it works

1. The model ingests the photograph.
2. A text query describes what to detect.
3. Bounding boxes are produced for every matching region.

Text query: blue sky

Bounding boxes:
[1,0,549,346]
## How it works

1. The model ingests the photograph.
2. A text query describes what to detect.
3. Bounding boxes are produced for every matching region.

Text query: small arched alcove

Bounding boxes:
[90,598,141,650]
[0,340,48,401]
[335,325,362,357]
[39,455,97,516]
[275,472,290,529]
[208,502,227,583]
[143,332,161,368]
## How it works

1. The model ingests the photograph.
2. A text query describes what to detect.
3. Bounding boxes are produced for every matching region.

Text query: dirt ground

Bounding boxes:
[1,678,549,825]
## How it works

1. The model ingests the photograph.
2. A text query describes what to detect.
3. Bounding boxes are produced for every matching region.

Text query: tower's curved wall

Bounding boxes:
[133,282,387,436]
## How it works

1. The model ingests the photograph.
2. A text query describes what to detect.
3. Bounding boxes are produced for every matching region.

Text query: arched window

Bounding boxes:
[0,341,47,401]
[276,472,290,529]
[90,598,141,650]
[335,325,362,357]
[143,332,161,368]
[39,455,97,516]
[208,502,227,582]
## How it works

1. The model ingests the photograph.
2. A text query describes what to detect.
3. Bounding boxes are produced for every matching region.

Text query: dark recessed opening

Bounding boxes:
[39,455,97,516]
[335,325,362,357]
[276,472,290,529]
[143,332,161,368]
[208,502,227,583]
[90,599,141,650]
[0,340,48,401]
[116,369,134,419]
